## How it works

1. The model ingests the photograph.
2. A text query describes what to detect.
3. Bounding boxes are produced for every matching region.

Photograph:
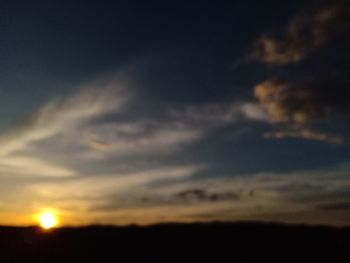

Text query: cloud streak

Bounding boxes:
[264,128,344,144]
[172,101,269,124]
[0,81,129,157]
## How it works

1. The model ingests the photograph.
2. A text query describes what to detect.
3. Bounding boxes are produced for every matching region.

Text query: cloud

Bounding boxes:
[0,77,130,179]
[18,140,350,226]
[253,76,349,143]
[173,101,269,124]
[265,128,344,144]
[30,166,201,199]
[255,79,323,124]
[117,163,350,225]
[84,121,203,156]
[174,188,238,202]
[148,162,350,206]
[0,79,130,158]
[247,0,350,143]
[239,103,270,122]
[28,165,203,214]
[0,156,75,178]
[250,0,349,64]
[0,75,207,181]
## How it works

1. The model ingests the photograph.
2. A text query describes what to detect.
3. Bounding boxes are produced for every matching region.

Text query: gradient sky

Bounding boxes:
[0,0,349,226]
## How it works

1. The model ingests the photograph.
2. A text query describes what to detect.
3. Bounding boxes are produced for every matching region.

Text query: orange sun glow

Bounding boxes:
[37,211,59,229]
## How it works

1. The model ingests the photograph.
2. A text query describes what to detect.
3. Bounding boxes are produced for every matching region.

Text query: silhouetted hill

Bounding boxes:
[1,222,349,262]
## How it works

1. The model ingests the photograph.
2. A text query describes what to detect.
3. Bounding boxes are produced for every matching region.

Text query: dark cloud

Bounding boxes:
[86,188,240,213]
[175,188,239,202]
[317,202,350,211]
[251,0,350,64]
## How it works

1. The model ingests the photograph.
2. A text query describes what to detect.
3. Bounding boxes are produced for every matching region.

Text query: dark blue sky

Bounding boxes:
[0,0,304,117]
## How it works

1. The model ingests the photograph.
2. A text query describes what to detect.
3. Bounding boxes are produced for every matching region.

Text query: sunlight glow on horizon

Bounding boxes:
[37,210,59,229]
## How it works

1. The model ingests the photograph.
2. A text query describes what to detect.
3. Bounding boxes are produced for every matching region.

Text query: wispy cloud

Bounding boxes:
[0,156,75,178]
[84,121,203,156]
[0,77,130,179]
[0,80,129,157]
[172,101,269,124]
[264,128,344,144]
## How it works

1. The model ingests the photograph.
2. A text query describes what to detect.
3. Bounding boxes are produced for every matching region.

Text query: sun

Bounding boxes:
[38,211,59,229]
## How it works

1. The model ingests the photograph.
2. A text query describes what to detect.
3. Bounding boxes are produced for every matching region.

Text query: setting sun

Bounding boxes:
[38,211,59,229]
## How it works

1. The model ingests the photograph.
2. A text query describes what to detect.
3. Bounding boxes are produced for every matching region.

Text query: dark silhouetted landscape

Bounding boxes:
[1,222,349,262]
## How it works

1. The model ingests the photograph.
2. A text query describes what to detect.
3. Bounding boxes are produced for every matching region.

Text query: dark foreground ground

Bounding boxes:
[1,222,349,263]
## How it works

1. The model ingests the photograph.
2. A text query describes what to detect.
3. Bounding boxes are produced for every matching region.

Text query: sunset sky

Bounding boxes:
[0,0,349,226]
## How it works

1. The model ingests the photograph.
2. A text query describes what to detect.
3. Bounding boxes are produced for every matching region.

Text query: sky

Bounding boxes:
[0,0,349,226]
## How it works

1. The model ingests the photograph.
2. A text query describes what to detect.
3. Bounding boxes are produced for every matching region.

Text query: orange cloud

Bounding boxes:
[251,0,349,64]
[253,77,348,144]
[254,79,318,124]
